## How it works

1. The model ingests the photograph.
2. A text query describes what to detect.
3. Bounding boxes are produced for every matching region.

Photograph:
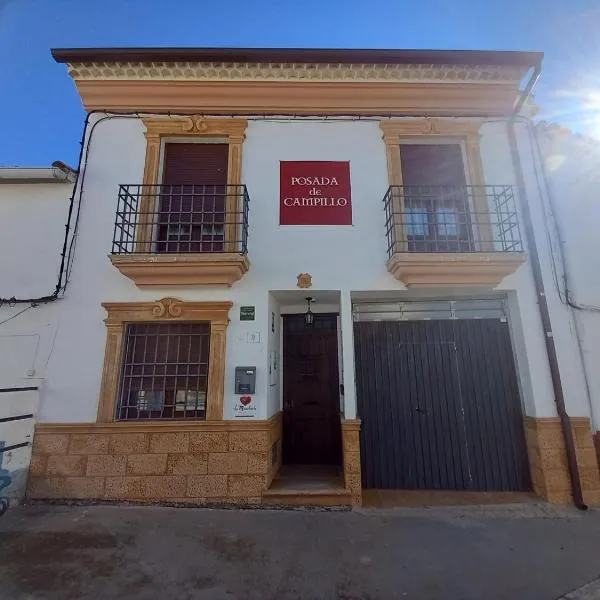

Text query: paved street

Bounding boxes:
[1,502,600,599]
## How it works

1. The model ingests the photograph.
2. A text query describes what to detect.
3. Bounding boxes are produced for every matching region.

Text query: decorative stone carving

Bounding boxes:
[297,273,312,289]
[181,115,210,133]
[68,62,526,84]
[152,297,183,318]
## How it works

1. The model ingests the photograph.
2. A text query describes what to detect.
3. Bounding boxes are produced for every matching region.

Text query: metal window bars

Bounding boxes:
[112,184,249,255]
[383,185,523,258]
[116,322,211,421]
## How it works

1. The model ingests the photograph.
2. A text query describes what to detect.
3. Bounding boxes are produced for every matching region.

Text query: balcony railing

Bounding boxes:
[383,185,523,257]
[112,184,249,255]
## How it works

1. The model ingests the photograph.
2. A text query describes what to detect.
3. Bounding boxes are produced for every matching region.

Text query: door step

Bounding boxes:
[263,465,351,507]
[262,487,352,507]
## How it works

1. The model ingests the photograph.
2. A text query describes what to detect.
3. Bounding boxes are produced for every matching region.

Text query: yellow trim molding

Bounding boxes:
[110,254,250,288]
[75,80,521,117]
[97,297,232,423]
[386,252,526,287]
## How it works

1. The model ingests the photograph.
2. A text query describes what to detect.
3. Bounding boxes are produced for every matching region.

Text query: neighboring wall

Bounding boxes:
[0,388,39,506]
[537,124,600,435]
[0,179,71,507]
[0,180,71,389]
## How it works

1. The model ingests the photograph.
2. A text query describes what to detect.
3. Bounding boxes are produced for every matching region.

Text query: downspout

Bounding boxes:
[512,64,542,117]
[507,120,587,509]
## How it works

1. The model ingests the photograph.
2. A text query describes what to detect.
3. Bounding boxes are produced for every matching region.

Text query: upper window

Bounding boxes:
[155,142,230,254]
[116,321,210,421]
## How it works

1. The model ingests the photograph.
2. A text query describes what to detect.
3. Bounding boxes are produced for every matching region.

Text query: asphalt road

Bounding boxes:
[1,502,599,599]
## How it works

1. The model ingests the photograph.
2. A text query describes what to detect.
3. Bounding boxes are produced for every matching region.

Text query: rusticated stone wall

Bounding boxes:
[27,413,282,505]
[525,416,600,506]
[341,419,362,506]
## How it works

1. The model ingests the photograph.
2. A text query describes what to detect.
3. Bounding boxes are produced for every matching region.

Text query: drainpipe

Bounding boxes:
[512,64,542,117]
[507,121,587,510]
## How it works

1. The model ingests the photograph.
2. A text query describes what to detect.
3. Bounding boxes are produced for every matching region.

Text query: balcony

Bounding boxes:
[110,184,250,287]
[383,185,526,287]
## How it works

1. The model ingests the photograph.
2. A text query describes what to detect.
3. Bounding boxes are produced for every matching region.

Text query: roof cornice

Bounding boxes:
[51,47,543,68]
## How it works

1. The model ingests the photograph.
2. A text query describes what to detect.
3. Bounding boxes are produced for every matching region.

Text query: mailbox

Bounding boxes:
[234,366,256,395]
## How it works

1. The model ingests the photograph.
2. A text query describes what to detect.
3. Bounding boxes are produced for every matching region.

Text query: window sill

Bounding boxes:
[109,253,250,288]
[386,252,526,287]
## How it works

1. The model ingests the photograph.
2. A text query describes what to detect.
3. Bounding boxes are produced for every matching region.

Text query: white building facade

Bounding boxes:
[4,48,598,507]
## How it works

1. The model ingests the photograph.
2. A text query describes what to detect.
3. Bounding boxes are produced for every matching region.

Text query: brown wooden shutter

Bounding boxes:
[399,144,472,252]
[399,144,466,186]
[162,143,229,186]
[158,143,229,253]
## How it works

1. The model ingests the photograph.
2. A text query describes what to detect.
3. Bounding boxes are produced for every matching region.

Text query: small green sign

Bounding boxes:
[240,306,255,321]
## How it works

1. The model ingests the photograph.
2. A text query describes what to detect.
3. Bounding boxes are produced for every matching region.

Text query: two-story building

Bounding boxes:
[8,47,600,508]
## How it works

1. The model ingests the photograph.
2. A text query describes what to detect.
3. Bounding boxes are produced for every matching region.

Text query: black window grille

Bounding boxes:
[383,185,523,257]
[116,322,210,421]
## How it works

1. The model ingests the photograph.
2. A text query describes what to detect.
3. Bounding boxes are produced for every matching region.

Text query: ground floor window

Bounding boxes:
[117,322,210,420]
[97,298,231,423]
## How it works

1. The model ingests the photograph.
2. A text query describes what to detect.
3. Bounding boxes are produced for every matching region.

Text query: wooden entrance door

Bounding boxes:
[282,314,342,465]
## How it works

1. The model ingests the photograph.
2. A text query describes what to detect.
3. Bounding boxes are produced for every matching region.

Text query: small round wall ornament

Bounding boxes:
[297,273,312,289]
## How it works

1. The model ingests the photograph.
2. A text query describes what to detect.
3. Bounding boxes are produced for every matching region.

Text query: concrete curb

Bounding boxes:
[558,578,600,599]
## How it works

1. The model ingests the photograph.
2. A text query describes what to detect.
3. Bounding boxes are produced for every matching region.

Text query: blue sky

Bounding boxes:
[1,0,600,166]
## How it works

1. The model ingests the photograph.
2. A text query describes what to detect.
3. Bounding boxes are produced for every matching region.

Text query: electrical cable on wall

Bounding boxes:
[515,115,600,313]
[2,105,595,317]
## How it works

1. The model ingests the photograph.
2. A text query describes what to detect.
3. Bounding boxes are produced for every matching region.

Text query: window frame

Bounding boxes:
[380,119,493,252]
[138,116,248,253]
[98,297,232,422]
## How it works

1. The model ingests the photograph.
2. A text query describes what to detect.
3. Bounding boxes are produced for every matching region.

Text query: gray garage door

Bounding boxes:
[353,300,531,491]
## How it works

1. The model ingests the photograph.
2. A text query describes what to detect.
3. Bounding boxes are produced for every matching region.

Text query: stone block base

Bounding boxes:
[28,413,282,505]
[525,416,600,506]
[341,419,362,506]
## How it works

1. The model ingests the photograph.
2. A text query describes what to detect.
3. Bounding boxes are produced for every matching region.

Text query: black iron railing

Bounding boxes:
[383,185,523,257]
[112,184,249,255]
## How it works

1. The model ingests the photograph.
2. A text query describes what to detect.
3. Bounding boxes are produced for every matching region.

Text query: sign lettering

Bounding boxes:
[280,161,352,225]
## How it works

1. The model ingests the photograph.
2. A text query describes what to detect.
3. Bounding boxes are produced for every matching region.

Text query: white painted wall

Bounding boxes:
[0,181,71,390]
[537,128,600,429]
[8,113,581,427]
[0,181,71,299]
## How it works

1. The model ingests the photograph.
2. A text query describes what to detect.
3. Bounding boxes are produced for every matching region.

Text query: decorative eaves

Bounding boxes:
[67,61,526,84]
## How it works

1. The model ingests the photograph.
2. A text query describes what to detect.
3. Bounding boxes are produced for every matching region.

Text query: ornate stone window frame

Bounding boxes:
[97,297,232,423]
[380,118,491,251]
[380,119,525,286]
[139,116,248,249]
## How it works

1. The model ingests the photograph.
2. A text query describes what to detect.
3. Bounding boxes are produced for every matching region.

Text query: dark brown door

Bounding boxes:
[400,144,472,252]
[158,143,229,253]
[282,314,342,465]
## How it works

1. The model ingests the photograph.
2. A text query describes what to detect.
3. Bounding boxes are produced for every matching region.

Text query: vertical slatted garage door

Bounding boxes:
[354,300,531,492]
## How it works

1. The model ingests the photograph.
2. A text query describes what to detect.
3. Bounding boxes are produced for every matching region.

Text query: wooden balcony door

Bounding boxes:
[158,143,229,253]
[400,144,473,252]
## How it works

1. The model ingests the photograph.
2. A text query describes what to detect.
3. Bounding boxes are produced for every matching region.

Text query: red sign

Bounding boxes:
[280,161,352,225]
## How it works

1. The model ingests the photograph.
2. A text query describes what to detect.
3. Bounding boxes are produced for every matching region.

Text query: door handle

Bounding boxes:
[415,407,428,415]
[339,384,345,396]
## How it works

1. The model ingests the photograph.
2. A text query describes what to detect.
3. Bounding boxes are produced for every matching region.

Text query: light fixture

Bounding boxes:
[304,296,314,325]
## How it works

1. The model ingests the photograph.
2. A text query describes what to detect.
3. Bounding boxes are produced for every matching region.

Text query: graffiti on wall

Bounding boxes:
[0,441,12,515]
